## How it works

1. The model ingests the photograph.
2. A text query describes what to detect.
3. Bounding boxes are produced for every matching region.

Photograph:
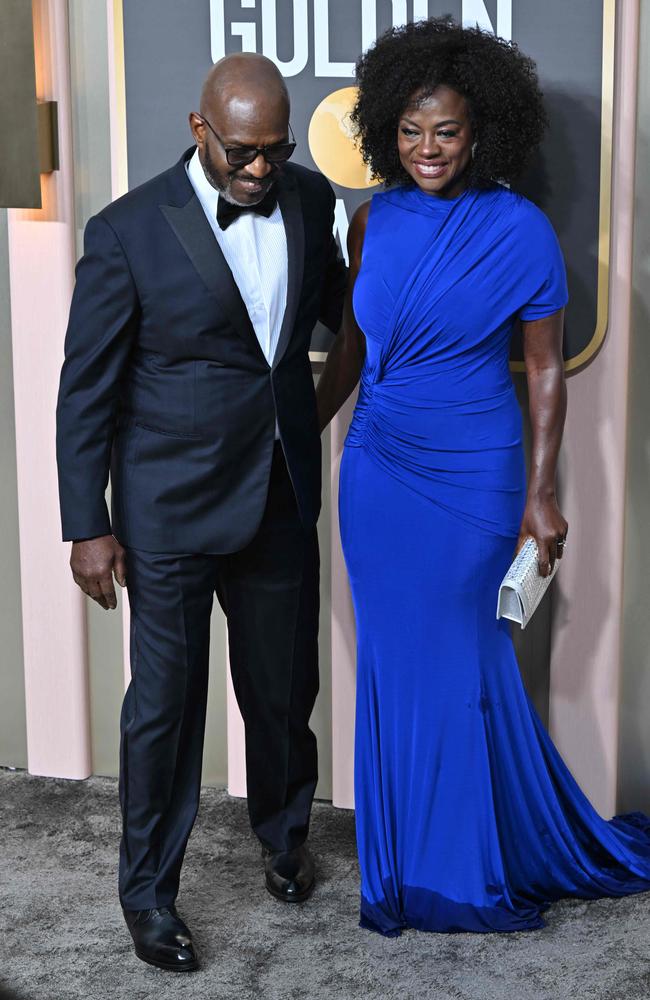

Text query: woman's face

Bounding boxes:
[397,85,474,198]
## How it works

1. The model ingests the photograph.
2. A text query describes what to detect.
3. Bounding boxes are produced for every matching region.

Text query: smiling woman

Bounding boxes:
[314,14,650,939]
[350,16,547,191]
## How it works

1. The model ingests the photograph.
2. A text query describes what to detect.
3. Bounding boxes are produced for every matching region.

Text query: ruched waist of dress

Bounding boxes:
[345,367,520,447]
[346,375,376,447]
[343,367,526,538]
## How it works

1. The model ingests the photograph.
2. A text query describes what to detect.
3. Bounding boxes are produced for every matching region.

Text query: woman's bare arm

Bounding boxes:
[315,202,370,432]
[517,308,568,575]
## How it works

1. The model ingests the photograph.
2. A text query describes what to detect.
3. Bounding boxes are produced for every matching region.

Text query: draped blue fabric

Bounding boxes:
[339,184,650,936]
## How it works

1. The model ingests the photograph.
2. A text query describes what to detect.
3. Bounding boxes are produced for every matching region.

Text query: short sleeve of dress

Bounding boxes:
[518,204,569,322]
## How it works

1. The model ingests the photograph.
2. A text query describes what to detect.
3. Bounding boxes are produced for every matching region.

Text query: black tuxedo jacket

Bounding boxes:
[56,148,347,553]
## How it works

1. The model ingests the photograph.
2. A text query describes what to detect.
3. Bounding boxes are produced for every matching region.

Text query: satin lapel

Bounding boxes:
[160,195,267,365]
[273,173,305,370]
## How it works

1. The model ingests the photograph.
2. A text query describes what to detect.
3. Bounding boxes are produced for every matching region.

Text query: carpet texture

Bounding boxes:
[2,768,650,1000]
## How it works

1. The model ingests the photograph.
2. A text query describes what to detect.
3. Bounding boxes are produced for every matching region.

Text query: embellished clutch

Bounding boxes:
[496,536,560,629]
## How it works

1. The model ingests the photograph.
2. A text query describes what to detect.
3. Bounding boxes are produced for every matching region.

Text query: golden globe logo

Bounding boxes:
[308,87,379,190]
[210,2,513,70]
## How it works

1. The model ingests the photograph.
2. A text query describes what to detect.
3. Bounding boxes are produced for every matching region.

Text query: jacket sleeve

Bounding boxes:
[318,180,348,335]
[56,213,140,541]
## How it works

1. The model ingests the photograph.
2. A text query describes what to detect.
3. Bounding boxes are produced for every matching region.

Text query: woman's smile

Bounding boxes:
[412,160,449,179]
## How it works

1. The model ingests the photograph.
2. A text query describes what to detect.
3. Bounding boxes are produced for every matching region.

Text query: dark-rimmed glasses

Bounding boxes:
[196,115,296,167]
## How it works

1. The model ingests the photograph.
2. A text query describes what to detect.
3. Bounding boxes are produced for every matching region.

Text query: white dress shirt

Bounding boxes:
[186,147,288,367]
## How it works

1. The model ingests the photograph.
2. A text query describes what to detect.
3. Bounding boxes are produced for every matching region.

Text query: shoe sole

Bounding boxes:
[265,880,315,904]
[134,949,199,972]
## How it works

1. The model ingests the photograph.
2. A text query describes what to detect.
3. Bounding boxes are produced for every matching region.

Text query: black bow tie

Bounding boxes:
[216,188,278,230]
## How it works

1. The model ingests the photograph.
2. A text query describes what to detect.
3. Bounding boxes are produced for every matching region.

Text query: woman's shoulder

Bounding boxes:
[371,185,418,213]
[348,189,401,244]
[348,190,393,229]
[490,186,559,238]
[474,187,562,264]
[347,189,410,264]
[484,188,565,280]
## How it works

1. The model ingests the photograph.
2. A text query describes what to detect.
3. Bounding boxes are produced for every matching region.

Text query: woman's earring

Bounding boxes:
[471,141,478,159]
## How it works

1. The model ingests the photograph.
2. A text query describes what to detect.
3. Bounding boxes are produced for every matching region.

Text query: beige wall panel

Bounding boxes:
[9,0,91,779]
[68,0,125,776]
[548,0,638,819]
[0,209,27,768]
[86,601,124,775]
[202,610,229,787]
[619,0,650,814]
[69,0,113,256]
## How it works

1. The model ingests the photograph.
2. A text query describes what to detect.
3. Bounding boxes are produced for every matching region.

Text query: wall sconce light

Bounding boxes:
[0,1,59,208]
[37,101,59,175]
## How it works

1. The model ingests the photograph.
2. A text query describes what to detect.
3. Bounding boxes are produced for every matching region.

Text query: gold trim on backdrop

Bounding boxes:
[511,0,615,374]
[110,0,128,198]
[566,0,615,372]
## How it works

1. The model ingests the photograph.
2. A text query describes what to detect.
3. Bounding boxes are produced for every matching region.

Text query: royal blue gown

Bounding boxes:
[339,183,650,936]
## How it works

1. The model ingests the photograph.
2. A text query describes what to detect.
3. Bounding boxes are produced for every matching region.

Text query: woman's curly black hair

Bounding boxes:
[350,17,547,189]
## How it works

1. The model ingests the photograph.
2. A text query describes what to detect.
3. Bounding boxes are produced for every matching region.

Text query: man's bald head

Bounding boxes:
[189,53,292,207]
[200,53,289,121]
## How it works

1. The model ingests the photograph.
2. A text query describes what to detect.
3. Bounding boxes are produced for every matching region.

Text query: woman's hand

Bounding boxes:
[516,493,568,577]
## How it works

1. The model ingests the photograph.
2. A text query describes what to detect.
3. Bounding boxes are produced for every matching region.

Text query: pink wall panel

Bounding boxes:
[8,0,90,779]
[548,0,639,818]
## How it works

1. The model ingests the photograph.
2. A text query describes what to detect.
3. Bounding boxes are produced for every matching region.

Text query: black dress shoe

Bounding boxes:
[122,906,199,972]
[263,844,315,903]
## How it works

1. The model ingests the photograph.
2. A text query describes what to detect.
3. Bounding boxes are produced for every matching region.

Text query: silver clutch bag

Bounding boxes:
[496,536,559,629]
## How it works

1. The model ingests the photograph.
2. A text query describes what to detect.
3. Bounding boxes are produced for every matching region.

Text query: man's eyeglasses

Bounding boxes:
[196,115,297,167]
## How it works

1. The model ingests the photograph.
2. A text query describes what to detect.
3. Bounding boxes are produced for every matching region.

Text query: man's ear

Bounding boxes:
[189,112,205,147]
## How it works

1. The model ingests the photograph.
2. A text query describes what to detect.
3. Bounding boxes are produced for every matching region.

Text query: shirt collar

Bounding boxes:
[186,146,220,220]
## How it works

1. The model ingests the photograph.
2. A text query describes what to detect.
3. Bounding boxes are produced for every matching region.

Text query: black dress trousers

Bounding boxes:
[118,443,320,909]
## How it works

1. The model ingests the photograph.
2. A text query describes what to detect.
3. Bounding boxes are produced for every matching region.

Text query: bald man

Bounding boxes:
[56,54,347,971]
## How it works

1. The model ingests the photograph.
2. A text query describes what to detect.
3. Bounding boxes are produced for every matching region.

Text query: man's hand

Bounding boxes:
[70,535,127,610]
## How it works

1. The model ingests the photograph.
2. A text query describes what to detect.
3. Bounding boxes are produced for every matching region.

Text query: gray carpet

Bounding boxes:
[2,769,650,1000]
